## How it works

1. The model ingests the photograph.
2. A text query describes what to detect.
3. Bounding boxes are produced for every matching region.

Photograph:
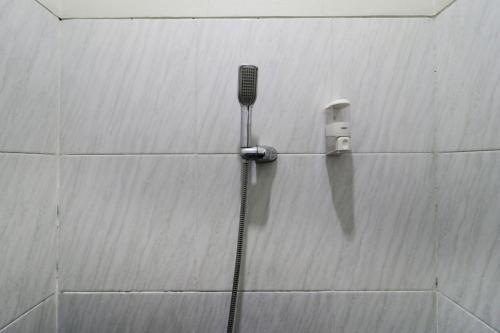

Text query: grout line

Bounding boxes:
[0,151,56,156]
[431,16,440,333]
[59,15,436,21]
[54,19,62,333]
[437,291,500,333]
[435,291,439,333]
[438,148,500,154]
[61,290,435,294]
[0,295,54,332]
[60,152,434,157]
[33,0,61,20]
[432,0,458,17]
[63,153,239,156]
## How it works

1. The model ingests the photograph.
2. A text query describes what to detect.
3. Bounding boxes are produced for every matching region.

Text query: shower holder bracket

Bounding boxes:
[240,146,278,163]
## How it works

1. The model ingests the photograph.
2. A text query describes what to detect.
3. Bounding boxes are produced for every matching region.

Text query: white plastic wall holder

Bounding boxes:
[325,99,351,155]
[325,99,350,111]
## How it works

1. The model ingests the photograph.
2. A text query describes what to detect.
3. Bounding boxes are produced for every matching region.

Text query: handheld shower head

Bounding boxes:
[228,64,277,333]
[238,65,258,107]
[238,65,258,148]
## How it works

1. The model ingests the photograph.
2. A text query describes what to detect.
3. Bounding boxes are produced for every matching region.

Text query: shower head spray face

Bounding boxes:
[238,65,258,107]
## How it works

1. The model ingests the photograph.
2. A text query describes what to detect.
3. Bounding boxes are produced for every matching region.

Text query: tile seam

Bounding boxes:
[0,295,54,332]
[61,290,435,294]
[437,291,500,333]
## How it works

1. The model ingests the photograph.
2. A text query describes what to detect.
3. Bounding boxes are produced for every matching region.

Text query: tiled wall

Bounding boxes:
[2,0,499,331]
[59,292,435,332]
[0,0,58,331]
[436,0,500,331]
[57,16,437,332]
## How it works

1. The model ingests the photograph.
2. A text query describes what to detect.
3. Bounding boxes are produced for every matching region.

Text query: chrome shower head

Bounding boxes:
[238,65,258,107]
[238,65,258,148]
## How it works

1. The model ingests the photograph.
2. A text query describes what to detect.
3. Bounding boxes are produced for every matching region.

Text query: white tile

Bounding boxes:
[63,0,208,18]
[0,155,56,328]
[60,18,433,154]
[207,0,324,17]
[60,154,435,291]
[0,297,55,333]
[61,20,198,153]
[324,0,434,16]
[196,19,333,154]
[437,151,500,330]
[59,291,435,333]
[331,18,435,153]
[436,0,500,151]
[438,294,496,333]
[60,156,198,290]
[197,18,434,154]
[221,154,435,290]
[0,0,58,153]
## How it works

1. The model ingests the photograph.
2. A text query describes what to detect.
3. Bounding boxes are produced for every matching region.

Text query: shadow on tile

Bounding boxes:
[248,160,278,227]
[326,154,355,240]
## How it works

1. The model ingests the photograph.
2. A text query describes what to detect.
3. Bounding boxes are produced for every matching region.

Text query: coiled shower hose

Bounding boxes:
[226,160,250,333]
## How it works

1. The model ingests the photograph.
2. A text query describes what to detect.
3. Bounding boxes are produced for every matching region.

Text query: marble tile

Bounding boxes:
[0,155,56,328]
[60,154,434,291]
[60,18,433,155]
[60,156,197,290]
[438,294,496,333]
[222,154,435,290]
[331,18,435,153]
[61,20,197,153]
[59,291,435,333]
[0,0,58,153]
[436,0,500,151]
[196,19,333,154]
[0,297,55,333]
[197,18,434,154]
[437,151,500,330]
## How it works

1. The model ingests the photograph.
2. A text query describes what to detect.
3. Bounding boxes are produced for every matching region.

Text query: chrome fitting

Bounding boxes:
[240,146,278,163]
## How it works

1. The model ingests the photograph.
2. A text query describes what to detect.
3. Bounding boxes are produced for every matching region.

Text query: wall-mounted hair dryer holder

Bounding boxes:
[325,99,351,155]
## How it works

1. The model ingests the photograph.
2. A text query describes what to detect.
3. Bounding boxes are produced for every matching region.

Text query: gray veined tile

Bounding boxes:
[61,19,198,153]
[436,0,500,152]
[241,154,435,290]
[438,294,497,333]
[60,156,198,290]
[0,297,55,333]
[0,155,56,328]
[331,18,435,153]
[437,151,500,330]
[197,154,435,291]
[59,291,435,333]
[196,19,333,154]
[0,0,58,153]
[59,155,240,291]
[60,154,435,291]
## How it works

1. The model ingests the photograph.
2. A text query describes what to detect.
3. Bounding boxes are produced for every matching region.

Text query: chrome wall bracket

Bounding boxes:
[240,146,278,163]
